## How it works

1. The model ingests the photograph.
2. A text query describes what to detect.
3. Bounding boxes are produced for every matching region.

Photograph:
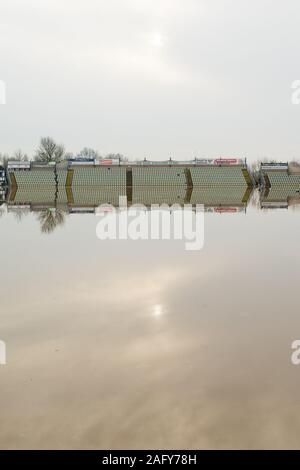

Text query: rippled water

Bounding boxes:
[1,200,300,449]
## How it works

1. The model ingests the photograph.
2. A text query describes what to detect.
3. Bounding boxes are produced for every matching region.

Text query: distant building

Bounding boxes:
[0,166,7,185]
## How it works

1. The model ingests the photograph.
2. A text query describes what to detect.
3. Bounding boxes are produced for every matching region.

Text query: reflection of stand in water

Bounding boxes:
[0,340,6,366]
[36,167,68,234]
[4,159,300,231]
[5,183,68,233]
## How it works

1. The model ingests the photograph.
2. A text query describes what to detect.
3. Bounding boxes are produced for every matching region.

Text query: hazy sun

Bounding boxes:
[149,32,164,48]
[152,304,164,317]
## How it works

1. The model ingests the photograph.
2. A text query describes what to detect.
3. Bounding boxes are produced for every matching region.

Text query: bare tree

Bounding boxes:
[12,150,29,161]
[78,147,101,160]
[0,153,11,168]
[34,137,65,163]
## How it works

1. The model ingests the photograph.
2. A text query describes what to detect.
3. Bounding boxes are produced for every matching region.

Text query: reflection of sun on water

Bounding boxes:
[153,303,163,318]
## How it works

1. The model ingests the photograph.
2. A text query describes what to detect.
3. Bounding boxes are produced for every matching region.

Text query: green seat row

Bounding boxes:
[190,167,247,186]
[71,167,127,186]
[132,167,186,186]
[9,170,56,186]
[265,171,300,187]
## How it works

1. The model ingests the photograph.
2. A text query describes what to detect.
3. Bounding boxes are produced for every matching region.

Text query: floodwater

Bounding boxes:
[1,195,300,449]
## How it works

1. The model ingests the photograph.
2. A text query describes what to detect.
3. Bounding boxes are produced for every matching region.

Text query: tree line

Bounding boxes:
[0,137,127,167]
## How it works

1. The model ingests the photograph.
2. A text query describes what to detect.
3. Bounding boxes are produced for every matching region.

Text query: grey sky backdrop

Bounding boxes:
[1,0,300,161]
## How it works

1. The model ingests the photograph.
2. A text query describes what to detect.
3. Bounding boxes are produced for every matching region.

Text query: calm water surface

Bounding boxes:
[1,203,300,449]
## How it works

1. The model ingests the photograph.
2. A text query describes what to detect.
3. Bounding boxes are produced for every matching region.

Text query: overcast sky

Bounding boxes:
[1,0,300,161]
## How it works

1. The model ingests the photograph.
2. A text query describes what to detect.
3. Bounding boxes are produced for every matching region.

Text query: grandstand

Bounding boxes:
[131,166,187,186]
[71,166,127,186]
[8,167,56,187]
[190,165,251,186]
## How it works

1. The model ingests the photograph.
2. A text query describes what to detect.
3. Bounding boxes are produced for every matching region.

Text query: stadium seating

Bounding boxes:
[9,169,56,186]
[132,167,186,186]
[190,166,248,186]
[265,171,300,187]
[71,167,127,186]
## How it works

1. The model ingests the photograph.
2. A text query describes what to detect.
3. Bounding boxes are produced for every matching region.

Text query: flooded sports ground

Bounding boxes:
[1,157,300,449]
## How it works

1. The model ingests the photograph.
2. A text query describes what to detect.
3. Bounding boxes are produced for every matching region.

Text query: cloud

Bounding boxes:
[1,0,300,159]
